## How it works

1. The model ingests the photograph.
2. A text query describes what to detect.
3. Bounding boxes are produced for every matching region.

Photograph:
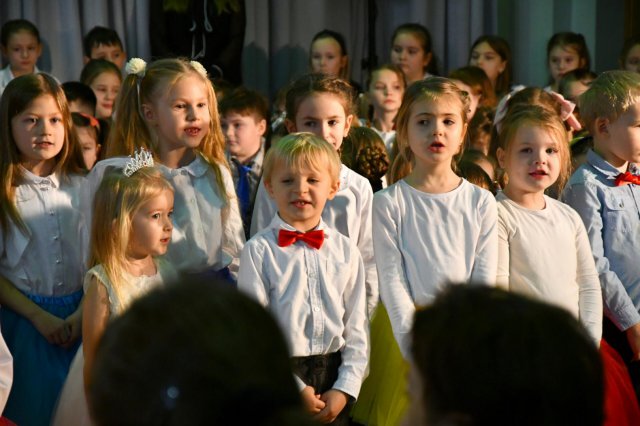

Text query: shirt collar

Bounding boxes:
[586,149,640,182]
[228,142,265,172]
[268,213,330,236]
[162,153,209,178]
[19,166,59,188]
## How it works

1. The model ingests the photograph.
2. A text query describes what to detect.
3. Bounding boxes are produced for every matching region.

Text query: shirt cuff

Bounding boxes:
[611,307,640,331]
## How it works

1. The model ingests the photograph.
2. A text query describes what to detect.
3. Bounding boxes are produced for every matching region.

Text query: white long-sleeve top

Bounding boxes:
[0,169,88,296]
[88,154,245,277]
[496,192,602,343]
[0,325,12,413]
[373,179,498,357]
[250,164,378,317]
[238,215,369,400]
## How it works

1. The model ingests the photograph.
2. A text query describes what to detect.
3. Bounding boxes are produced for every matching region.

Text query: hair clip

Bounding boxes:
[546,90,583,132]
[123,148,154,177]
[125,58,147,77]
[190,60,208,78]
[78,112,100,129]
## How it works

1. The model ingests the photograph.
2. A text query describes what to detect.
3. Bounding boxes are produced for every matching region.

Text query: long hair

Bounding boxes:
[449,66,497,109]
[310,29,350,81]
[392,23,438,76]
[89,167,173,311]
[107,57,230,202]
[470,35,512,98]
[0,73,84,236]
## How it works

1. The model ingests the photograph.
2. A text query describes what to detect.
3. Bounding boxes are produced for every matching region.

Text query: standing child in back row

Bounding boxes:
[93,57,244,279]
[0,19,42,96]
[238,133,368,425]
[251,74,377,317]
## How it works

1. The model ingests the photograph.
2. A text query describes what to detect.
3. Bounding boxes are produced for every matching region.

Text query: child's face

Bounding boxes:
[90,71,121,119]
[368,69,404,114]
[288,93,352,151]
[451,79,479,120]
[1,30,41,76]
[548,46,583,84]
[310,37,346,77]
[128,189,174,259]
[143,74,211,154]
[89,43,126,69]
[265,159,339,232]
[221,112,266,164]
[497,125,561,196]
[11,94,64,176]
[598,103,640,167]
[76,126,101,170]
[624,44,640,73]
[407,96,466,168]
[391,32,430,84]
[469,42,505,87]
[68,99,96,117]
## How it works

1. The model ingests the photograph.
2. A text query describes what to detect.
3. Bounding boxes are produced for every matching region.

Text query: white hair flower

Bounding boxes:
[125,58,147,77]
[190,60,208,78]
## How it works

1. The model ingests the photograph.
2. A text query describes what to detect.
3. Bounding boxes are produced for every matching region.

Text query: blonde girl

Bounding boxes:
[355,77,498,425]
[495,104,601,341]
[0,73,87,425]
[97,57,244,279]
[54,162,176,426]
[251,73,378,318]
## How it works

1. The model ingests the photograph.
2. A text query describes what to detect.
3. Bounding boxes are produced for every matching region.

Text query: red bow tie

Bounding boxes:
[614,172,640,186]
[278,229,324,249]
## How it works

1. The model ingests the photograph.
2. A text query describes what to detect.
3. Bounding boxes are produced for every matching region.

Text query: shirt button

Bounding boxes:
[53,236,59,241]
[57,282,63,286]
[49,211,55,216]
[313,307,320,312]
[56,259,61,264]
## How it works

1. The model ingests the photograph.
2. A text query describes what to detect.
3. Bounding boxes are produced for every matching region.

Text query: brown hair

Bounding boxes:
[284,73,355,121]
[449,66,497,108]
[469,35,512,98]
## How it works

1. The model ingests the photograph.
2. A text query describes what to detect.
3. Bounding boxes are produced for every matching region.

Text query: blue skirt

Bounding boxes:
[1,291,82,426]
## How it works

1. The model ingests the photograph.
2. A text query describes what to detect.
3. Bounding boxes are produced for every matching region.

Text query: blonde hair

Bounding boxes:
[579,70,640,134]
[107,57,230,201]
[262,133,341,184]
[90,167,173,311]
[395,77,470,178]
[0,73,85,237]
[497,104,571,190]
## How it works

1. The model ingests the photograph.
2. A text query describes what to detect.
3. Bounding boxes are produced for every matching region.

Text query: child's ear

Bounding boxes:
[141,103,156,124]
[496,147,506,168]
[344,114,354,136]
[83,56,91,65]
[264,180,275,199]
[594,117,610,138]
[327,179,340,200]
[257,118,267,137]
[285,119,296,134]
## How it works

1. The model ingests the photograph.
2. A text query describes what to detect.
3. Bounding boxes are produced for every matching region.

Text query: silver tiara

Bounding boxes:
[123,148,154,177]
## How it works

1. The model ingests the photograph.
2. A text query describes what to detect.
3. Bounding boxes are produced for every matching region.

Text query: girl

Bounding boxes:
[469,35,512,99]
[364,63,406,154]
[250,73,378,319]
[449,65,497,119]
[341,126,390,192]
[620,36,640,73]
[494,104,601,340]
[354,77,498,425]
[72,112,103,170]
[98,57,244,278]
[0,19,42,95]
[546,32,590,92]
[53,160,176,426]
[0,73,87,425]
[390,23,438,85]
[80,58,122,120]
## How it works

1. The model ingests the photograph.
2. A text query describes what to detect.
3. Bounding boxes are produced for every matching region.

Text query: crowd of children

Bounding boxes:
[0,14,639,426]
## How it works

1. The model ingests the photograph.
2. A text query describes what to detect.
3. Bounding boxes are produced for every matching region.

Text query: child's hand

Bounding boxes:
[625,323,640,361]
[314,389,348,424]
[31,309,70,346]
[301,385,325,414]
[62,309,82,348]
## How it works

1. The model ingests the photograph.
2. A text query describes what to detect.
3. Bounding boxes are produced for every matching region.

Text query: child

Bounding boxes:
[250,73,377,318]
[0,73,87,425]
[72,112,102,170]
[406,285,604,426]
[53,155,176,426]
[562,70,640,393]
[62,81,97,116]
[390,23,438,85]
[494,104,602,343]
[219,86,269,238]
[83,26,126,69]
[363,63,406,154]
[99,57,244,279]
[468,35,512,98]
[89,276,314,426]
[340,126,390,192]
[449,65,497,119]
[354,77,498,426]
[80,59,122,120]
[238,133,368,425]
[467,105,494,155]
[546,32,590,92]
[0,19,42,95]
[620,36,640,73]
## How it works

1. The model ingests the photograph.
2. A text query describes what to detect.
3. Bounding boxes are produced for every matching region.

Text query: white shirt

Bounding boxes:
[0,169,88,296]
[0,325,12,413]
[0,65,41,97]
[373,179,498,357]
[251,164,378,317]
[88,155,245,277]
[238,215,369,399]
[496,192,602,343]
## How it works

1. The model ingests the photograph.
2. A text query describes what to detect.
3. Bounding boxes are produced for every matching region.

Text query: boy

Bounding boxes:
[83,26,126,69]
[62,81,97,116]
[238,134,368,425]
[219,87,269,238]
[562,70,640,393]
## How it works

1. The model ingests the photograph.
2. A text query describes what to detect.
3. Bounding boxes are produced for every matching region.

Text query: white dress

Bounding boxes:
[51,259,175,426]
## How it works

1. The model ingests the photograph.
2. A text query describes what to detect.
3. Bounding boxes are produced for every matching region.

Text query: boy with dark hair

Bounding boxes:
[83,26,126,69]
[62,81,97,116]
